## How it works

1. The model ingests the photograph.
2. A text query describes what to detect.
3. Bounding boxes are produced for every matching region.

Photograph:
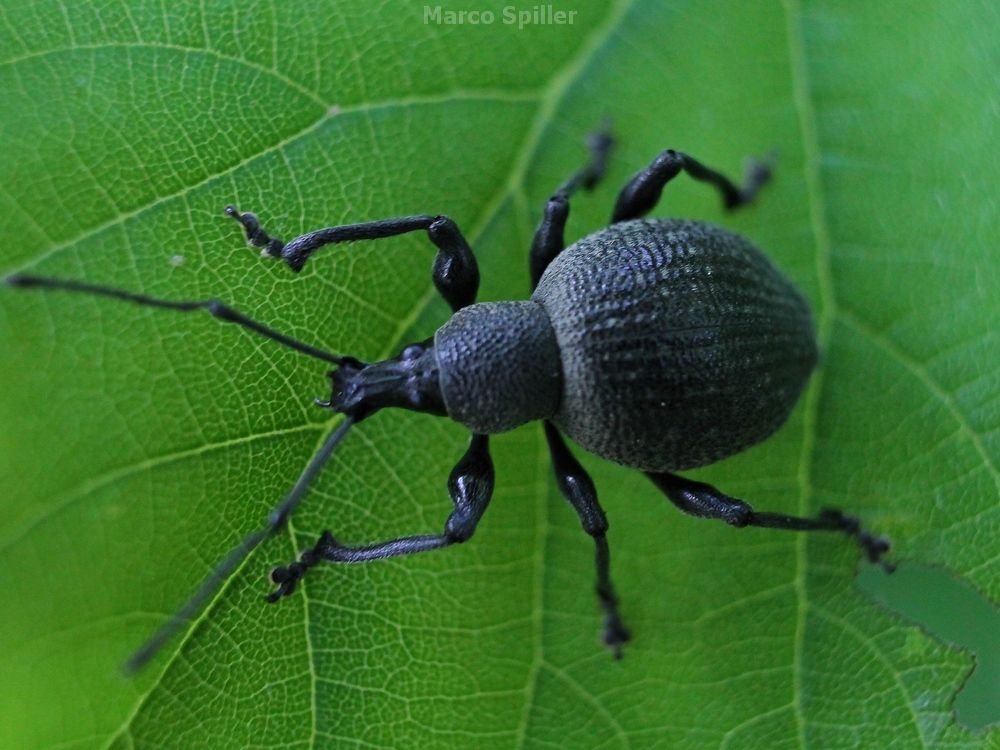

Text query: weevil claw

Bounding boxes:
[602,615,632,660]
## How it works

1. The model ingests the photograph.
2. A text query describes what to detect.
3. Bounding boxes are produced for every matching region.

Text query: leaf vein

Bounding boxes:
[783,0,840,747]
[0,422,324,555]
[838,309,1000,495]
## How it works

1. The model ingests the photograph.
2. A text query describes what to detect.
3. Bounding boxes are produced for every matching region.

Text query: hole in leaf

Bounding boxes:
[858,563,1000,731]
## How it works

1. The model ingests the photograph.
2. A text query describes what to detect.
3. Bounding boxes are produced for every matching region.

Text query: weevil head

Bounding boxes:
[433,301,562,433]
[319,344,446,421]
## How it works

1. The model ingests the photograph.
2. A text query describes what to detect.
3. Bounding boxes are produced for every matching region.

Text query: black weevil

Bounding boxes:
[6,127,892,671]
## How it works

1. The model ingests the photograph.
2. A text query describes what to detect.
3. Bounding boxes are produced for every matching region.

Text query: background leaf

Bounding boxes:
[1,1,997,748]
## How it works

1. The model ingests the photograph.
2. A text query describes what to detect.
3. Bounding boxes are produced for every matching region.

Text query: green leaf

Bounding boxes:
[1,1,997,748]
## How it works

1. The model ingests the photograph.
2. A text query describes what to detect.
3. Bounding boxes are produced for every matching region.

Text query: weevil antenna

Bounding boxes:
[123,416,356,674]
[5,273,346,365]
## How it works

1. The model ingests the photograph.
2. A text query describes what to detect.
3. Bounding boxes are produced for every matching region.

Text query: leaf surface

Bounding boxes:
[0,1,997,748]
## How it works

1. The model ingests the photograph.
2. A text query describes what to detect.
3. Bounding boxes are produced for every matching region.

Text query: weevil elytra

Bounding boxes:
[6,127,892,670]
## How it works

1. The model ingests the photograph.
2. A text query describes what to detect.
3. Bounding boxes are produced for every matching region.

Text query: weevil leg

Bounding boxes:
[530,124,615,289]
[268,433,495,600]
[225,207,479,311]
[611,149,774,223]
[544,422,631,658]
[5,274,343,364]
[647,471,894,571]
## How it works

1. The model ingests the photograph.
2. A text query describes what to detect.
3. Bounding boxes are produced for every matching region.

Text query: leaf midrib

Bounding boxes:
[783,0,926,747]
[782,0,837,746]
[3,87,537,280]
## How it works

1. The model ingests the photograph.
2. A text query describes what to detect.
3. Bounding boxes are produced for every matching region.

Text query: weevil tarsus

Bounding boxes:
[123,416,357,674]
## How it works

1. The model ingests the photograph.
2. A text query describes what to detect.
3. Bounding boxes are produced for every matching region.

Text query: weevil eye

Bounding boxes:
[401,344,424,360]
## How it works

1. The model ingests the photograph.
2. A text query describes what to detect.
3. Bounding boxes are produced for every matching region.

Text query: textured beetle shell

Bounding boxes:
[435,300,562,434]
[532,218,817,472]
